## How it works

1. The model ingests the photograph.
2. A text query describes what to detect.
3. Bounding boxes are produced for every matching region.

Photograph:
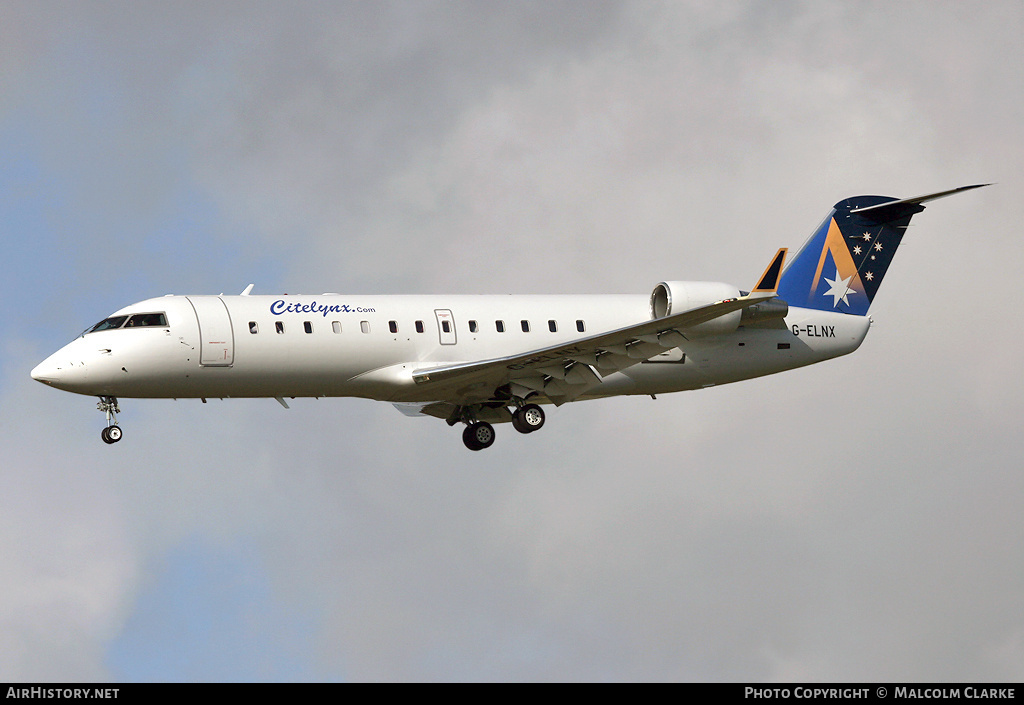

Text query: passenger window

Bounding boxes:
[441,320,451,333]
[275,321,285,334]
[249,321,259,334]
[469,320,478,333]
[495,320,505,333]
[389,321,398,333]
[332,321,342,334]
[548,320,557,332]
[521,320,530,333]
[304,321,313,334]
[415,320,424,333]
[576,320,585,333]
[360,321,371,334]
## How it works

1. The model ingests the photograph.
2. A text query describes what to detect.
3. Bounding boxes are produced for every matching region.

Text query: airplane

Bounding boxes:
[31,185,986,450]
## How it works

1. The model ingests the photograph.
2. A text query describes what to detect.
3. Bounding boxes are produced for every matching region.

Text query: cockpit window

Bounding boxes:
[87,315,129,333]
[125,312,168,328]
[85,312,167,334]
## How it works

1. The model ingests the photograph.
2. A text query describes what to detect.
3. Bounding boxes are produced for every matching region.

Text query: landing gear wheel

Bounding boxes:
[512,404,545,434]
[97,396,122,444]
[462,421,495,451]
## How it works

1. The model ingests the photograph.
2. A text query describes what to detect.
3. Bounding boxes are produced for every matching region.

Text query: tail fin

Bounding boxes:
[776,184,988,315]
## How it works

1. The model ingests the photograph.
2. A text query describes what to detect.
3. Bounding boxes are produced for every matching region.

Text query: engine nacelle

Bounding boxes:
[650,280,743,338]
[739,296,789,325]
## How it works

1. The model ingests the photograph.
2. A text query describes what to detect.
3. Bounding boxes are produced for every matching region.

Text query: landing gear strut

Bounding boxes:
[97,396,123,444]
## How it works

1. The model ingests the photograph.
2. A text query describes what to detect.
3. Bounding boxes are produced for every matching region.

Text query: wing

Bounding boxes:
[411,249,787,408]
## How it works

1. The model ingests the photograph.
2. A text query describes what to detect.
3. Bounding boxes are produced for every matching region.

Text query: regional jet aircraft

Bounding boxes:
[32,185,986,450]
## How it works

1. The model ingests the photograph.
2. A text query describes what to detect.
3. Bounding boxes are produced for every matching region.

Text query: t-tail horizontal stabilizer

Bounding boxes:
[777,184,988,315]
[849,183,990,222]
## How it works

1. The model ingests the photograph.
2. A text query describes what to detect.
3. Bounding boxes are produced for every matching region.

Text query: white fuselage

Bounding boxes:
[31,293,870,405]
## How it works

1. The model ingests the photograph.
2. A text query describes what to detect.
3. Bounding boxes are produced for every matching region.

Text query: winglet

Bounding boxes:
[751,248,787,294]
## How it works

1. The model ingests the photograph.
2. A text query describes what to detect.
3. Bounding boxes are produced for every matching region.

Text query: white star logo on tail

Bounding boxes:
[823,267,856,308]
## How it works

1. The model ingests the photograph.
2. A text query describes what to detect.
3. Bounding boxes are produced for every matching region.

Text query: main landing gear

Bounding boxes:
[512,403,545,434]
[462,422,495,451]
[97,396,123,444]
[459,402,546,451]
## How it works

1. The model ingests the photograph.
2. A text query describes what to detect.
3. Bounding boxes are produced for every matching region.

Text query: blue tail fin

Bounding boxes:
[776,185,988,315]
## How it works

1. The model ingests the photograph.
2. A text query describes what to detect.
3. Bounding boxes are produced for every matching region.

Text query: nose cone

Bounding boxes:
[31,343,91,393]
[30,358,61,385]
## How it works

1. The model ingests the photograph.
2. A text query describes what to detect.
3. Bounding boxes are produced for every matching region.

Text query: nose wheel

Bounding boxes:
[101,425,122,444]
[97,396,123,444]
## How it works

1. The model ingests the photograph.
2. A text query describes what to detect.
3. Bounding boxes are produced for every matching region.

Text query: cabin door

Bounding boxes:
[187,296,235,366]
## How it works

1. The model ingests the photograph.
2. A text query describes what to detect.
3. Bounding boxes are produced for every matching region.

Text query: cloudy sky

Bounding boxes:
[2,0,1022,682]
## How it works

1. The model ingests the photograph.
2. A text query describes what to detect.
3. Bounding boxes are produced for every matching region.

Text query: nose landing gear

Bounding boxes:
[97,396,123,444]
[101,425,122,444]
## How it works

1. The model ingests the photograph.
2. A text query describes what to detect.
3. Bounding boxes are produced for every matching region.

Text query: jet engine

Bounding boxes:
[650,280,743,337]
